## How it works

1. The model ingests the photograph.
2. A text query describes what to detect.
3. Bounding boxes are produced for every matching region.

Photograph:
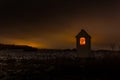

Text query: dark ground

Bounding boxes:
[0,57,120,80]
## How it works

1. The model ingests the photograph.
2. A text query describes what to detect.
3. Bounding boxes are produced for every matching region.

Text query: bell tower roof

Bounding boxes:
[76,29,91,38]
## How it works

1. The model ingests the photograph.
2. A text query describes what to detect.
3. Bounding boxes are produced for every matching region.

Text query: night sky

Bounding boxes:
[0,0,120,50]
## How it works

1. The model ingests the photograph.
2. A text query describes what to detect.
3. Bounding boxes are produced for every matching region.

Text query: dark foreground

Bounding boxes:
[0,57,120,80]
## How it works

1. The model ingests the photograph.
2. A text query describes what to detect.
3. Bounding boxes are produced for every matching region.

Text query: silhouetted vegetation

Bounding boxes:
[0,57,120,80]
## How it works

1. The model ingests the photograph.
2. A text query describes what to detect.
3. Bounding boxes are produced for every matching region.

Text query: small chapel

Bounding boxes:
[76,29,91,58]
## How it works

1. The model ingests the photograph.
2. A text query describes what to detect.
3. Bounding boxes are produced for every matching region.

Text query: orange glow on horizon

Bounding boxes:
[0,39,46,48]
[13,42,40,48]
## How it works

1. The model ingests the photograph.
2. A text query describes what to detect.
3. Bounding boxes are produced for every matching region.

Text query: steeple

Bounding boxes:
[76,29,91,38]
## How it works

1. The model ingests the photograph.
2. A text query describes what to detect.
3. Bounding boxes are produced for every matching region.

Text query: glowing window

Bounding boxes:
[80,37,86,45]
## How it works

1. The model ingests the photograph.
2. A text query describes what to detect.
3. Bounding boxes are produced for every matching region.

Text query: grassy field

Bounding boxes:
[0,57,120,80]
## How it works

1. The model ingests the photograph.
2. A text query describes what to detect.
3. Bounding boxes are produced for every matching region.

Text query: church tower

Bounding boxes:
[76,29,91,58]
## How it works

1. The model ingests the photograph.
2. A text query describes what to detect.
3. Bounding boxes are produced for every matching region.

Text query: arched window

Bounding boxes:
[80,37,86,45]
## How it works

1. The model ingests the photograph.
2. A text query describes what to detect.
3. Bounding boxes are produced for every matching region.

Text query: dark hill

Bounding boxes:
[0,44,38,51]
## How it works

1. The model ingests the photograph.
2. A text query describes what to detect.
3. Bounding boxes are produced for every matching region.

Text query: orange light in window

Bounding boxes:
[80,37,86,45]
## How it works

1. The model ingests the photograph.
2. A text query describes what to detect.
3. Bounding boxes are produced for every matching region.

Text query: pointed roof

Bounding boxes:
[76,29,91,38]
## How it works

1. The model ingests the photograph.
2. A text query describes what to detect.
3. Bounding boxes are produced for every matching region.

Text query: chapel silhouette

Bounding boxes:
[76,29,91,58]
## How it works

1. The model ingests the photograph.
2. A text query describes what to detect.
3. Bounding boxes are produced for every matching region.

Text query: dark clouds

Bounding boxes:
[0,0,118,21]
[0,0,120,49]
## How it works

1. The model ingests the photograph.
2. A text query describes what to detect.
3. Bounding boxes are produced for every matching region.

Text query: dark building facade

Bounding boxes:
[76,29,91,58]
